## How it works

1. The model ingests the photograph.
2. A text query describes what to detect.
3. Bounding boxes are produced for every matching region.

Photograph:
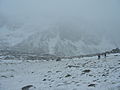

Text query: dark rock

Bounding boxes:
[65,74,71,77]
[48,71,52,73]
[82,70,91,73]
[21,85,35,90]
[56,71,61,73]
[102,74,106,77]
[1,75,7,78]
[89,74,93,77]
[43,79,47,81]
[56,57,61,61]
[88,84,96,87]
[10,75,14,77]
[67,65,80,68]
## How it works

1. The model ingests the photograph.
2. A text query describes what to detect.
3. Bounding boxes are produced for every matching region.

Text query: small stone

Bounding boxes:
[48,71,52,73]
[65,74,71,77]
[82,70,91,73]
[10,75,14,77]
[56,57,61,61]
[43,79,47,81]
[1,75,7,78]
[88,84,96,87]
[56,71,61,73]
[21,85,35,90]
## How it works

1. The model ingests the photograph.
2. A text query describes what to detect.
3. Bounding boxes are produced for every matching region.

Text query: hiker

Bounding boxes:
[98,54,101,60]
[104,53,107,58]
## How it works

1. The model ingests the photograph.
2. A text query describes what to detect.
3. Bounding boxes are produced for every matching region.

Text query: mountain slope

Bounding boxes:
[0,19,116,56]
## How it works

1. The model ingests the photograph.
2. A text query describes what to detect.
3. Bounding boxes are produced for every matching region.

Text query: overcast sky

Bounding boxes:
[0,0,120,45]
[1,0,120,20]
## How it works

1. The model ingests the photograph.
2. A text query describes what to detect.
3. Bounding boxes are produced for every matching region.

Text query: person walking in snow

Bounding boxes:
[98,54,101,60]
[104,53,107,58]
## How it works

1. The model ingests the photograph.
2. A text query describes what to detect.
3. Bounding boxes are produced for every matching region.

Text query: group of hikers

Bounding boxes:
[97,53,107,59]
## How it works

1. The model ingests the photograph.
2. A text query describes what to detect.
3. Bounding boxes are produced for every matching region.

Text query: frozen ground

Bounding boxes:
[0,54,120,90]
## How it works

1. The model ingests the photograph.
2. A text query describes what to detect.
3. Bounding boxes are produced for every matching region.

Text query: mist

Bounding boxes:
[1,1,120,90]
[0,0,120,55]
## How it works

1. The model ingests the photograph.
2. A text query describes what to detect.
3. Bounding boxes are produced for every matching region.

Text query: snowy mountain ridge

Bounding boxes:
[0,19,117,56]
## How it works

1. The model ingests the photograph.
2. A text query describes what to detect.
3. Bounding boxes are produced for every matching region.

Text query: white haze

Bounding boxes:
[0,0,120,55]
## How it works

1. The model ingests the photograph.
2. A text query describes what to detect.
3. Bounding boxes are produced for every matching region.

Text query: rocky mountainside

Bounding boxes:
[0,18,116,56]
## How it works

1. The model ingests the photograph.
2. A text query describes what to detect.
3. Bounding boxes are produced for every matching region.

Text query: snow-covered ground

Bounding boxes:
[0,53,120,90]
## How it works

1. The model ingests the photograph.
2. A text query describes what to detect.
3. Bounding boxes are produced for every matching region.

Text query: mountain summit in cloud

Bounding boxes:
[0,0,120,56]
[0,19,116,56]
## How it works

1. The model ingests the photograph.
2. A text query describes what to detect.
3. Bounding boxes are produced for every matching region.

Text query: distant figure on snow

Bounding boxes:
[98,54,101,60]
[104,53,107,58]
